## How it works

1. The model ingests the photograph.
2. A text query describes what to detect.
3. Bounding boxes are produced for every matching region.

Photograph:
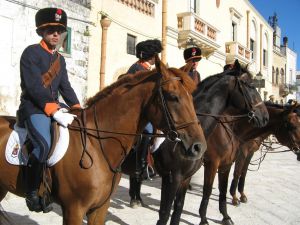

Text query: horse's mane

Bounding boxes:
[85,67,196,107]
[85,70,154,107]
[265,101,300,116]
[194,64,253,95]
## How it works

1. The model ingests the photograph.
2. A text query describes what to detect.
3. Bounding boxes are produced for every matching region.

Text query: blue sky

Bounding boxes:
[250,0,300,70]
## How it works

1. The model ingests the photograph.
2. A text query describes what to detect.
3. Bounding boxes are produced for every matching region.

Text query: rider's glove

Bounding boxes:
[53,109,77,128]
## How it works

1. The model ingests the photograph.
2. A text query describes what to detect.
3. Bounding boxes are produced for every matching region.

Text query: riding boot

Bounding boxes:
[136,136,151,180]
[25,154,43,212]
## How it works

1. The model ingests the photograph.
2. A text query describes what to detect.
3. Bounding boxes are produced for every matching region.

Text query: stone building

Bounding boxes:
[87,0,274,99]
[0,0,91,115]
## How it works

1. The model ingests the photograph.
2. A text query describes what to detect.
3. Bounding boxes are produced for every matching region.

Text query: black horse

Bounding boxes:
[121,60,269,225]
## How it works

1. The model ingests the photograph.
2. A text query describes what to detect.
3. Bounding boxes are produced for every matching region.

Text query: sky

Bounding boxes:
[250,0,300,70]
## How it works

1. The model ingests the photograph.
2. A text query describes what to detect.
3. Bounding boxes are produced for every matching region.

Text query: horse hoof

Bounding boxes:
[130,200,139,208]
[232,198,240,206]
[240,195,248,203]
[222,217,234,225]
[199,220,209,225]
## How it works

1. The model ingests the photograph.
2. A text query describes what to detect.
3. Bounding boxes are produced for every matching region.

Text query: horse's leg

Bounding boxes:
[199,162,218,225]
[86,201,110,225]
[229,150,247,206]
[238,152,254,203]
[156,174,181,225]
[169,177,191,225]
[218,166,234,225]
[129,175,144,208]
[62,204,85,225]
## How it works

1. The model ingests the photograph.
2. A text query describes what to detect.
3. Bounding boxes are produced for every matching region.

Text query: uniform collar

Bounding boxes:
[40,40,57,54]
[138,61,152,70]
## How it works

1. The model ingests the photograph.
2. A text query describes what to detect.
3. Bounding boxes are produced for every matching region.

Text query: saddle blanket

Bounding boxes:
[5,124,69,167]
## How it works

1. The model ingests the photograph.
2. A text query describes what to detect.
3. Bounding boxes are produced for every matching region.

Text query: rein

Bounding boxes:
[67,74,199,212]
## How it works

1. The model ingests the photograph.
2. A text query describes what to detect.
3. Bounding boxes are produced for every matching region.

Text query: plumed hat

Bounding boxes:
[136,39,163,60]
[35,8,67,35]
[183,46,202,62]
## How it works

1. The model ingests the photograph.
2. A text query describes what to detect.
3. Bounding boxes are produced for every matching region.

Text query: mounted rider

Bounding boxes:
[183,46,202,85]
[16,7,80,212]
[127,39,163,180]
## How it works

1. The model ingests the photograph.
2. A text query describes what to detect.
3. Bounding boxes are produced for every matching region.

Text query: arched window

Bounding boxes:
[263,32,269,67]
[250,20,257,61]
[280,68,285,84]
[272,66,275,84]
[276,68,279,85]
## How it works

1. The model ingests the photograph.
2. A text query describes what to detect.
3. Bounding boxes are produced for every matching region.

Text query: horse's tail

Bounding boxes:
[0,204,13,225]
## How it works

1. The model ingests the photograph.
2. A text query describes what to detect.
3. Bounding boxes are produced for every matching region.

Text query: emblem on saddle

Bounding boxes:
[5,123,70,166]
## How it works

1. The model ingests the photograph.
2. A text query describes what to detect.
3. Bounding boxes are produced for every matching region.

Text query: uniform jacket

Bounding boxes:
[17,43,79,126]
[127,61,151,74]
[189,70,201,85]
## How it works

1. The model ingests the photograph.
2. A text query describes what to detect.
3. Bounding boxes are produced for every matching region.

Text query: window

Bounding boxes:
[263,49,267,67]
[127,34,136,55]
[58,27,72,55]
[250,38,254,59]
[232,22,237,41]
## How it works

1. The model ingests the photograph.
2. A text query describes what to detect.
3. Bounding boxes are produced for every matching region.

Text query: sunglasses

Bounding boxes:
[45,27,65,35]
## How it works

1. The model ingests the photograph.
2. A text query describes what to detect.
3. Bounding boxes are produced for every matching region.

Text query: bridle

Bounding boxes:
[158,76,199,142]
[236,73,264,123]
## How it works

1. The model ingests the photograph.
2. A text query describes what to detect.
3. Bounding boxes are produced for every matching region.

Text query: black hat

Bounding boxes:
[183,47,202,62]
[136,39,163,60]
[35,8,67,35]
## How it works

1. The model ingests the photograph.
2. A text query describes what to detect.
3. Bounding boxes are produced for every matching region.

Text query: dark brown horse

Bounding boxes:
[229,102,300,206]
[199,102,300,225]
[122,60,269,225]
[0,56,206,225]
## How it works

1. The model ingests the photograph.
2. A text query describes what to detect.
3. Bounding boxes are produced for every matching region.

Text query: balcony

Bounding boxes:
[177,12,220,58]
[225,41,252,65]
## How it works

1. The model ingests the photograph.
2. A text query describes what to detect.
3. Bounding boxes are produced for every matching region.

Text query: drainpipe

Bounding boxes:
[162,0,167,64]
[246,10,250,48]
[259,23,263,72]
[100,16,111,90]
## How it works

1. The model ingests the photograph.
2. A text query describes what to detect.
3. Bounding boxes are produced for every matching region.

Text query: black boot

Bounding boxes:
[25,154,43,212]
[136,135,151,180]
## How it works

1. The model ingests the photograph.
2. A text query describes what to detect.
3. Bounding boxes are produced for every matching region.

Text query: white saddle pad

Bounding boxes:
[5,124,69,167]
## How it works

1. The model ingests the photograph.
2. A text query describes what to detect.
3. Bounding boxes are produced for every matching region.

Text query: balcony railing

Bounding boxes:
[116,0,155,16]
[225,41,252,65]
[177,12,220,57]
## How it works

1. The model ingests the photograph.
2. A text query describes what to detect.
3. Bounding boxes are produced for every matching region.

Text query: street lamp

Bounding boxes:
[256,71,263,94]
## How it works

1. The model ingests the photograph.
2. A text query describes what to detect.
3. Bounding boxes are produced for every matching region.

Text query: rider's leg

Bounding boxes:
[25,114,51,212]
[136,123,153,178]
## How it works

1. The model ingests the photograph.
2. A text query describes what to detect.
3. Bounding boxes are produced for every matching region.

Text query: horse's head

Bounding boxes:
[226,60,269,127]
[275,103,300,161]
[147,55,206,159]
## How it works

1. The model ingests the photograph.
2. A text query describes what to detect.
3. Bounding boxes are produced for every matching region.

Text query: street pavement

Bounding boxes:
[1,144,300,225]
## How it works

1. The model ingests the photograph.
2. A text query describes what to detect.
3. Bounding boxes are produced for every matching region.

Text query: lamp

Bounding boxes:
[256,71,263,94]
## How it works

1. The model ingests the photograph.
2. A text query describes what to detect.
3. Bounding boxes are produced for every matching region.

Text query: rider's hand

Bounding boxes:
[52,109,77,128]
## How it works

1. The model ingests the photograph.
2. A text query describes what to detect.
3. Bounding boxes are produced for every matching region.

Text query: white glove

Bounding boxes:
[53,109,77,128]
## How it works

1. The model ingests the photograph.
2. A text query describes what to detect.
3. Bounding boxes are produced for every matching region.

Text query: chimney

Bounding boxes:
[283,36,288,47]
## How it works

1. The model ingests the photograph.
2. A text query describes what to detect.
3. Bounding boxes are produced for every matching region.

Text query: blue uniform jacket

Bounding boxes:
[17,44,79,126]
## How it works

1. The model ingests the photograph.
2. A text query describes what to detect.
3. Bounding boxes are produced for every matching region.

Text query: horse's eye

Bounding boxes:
[164,92,179,102]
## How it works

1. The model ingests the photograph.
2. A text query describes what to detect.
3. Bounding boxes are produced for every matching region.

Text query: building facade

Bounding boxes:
[87,0,274,99]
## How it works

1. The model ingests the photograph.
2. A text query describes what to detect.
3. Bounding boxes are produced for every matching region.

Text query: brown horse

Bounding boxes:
[121,60,269,225]
[199,102,300,225]
[0,56,206,225]
[229,102,300,206]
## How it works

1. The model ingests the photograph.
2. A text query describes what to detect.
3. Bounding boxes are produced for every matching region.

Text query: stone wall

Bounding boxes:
[0,0,91,115]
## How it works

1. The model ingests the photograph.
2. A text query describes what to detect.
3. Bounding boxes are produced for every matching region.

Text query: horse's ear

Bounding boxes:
[155,54,168,77]
[180,61,193,73]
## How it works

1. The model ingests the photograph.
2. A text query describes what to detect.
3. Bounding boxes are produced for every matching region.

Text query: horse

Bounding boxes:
[229,102,300,206]
[0,56,206,225]
[121,59,269,225]
[199,102,300,225]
